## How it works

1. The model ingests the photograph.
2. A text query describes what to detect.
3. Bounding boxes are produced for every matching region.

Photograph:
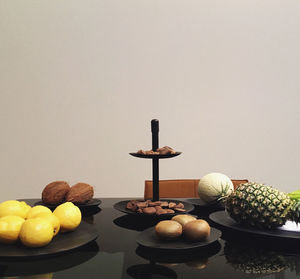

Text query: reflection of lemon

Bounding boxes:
[0,200,27,219]
[26,205,52,219]
[19,218,53,247]
[35,212,60,236]
[22,273,54,279]
[53,202,81,232]
[0,215,25,244]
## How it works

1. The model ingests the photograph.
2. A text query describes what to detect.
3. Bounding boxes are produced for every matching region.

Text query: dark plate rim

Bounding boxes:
[129,152,181,159]
[136,226,221,251]
[113,199,195,217]
[34,198,102,209]
[0,222,99,259]
[185,198,225,209]
[209,210,300,240]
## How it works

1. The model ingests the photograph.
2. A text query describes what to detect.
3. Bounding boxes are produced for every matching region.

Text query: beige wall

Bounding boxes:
[0,0,300,200]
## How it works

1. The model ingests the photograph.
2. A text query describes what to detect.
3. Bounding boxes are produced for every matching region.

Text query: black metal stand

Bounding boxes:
[151,119,159,201]
[129,119,181,202]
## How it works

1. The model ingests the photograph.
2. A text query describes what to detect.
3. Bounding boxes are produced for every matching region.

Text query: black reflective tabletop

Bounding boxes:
[1,198,300,279]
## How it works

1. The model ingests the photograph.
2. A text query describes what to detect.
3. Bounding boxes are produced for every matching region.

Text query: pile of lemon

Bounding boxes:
[0,200,82,248]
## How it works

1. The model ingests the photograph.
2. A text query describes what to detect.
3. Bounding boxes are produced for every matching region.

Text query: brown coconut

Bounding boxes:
[42,181,71,205]
[66,183,94,204]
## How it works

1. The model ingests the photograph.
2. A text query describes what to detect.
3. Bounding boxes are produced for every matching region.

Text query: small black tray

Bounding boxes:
[129,152,181,159]
[34,198,102,210]
[113,199,194,217]
[136,226,221,251]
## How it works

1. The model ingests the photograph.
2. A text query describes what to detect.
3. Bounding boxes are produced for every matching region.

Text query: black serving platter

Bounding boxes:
[113,199,194,217]
[0,222,98,258]
[34,198,102,210]
[136,227,221,251]
[209,210,300,240]
[129,152,181,159]
[186,198,224,210]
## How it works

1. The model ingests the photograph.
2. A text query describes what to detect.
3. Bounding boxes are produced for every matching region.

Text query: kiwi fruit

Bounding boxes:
[155,220,182,240]
[183,219,211,242]
[171,214,196,227]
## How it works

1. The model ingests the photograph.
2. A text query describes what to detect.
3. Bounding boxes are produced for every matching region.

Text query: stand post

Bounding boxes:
[151,119,159,201]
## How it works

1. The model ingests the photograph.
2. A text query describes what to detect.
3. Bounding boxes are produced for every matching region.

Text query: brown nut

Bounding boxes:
[168,202,176,209]
[137,202,148,208]
[142,207,156,215]
[148,201,161,207]
[175,203,185,209]
[65,182,94,204]
[156,209,168,215]
[130,200,138,205]
[42,181,70,205]
[174,208,186,212]
[166,209,175,214]
[126,202,137,212]
[160,202,169,207]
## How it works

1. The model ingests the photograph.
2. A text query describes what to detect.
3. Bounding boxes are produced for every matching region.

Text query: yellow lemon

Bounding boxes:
[22,273,54,279]
[20,201,31,218]
[0,200,27,219]
[26,205,52,219]
[19,218,53,248]
[0,215,25,244]
[35,212,60,236]
[53,202,81,232]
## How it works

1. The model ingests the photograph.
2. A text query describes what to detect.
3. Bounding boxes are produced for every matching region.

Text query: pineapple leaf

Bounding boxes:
[288,190,300,200]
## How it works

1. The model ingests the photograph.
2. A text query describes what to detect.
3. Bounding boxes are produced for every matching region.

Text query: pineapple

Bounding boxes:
[225,182,300,229]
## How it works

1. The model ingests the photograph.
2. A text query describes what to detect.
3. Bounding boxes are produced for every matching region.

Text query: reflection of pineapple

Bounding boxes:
[226,182,300,229]
[224,242,300,276]
[224,242,286,275]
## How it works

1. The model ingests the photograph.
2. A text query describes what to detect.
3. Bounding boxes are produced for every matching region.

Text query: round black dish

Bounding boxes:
[0,222,98,258]
[34,198,102,210]
[136,226,221,251]
[129,152,181,159]
[209,210,300,240]
[113,199,194,217]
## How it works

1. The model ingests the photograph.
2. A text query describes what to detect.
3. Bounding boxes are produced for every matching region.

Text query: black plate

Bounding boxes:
[113,199,194,217]
[34,198,102,210]
[0,222,99,258]
[186,198,224,210]
[129,152,181,159]
[209,211,300,240]
[136,226,221,251]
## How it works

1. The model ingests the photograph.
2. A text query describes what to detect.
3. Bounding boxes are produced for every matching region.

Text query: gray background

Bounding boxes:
[1,0,299,200]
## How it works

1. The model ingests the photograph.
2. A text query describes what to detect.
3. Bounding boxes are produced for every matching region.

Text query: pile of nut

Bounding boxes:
[126,200,186,215]
[137,146,176,155]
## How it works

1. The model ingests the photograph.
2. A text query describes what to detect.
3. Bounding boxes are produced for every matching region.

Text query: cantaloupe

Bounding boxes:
[198,173,234,204]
